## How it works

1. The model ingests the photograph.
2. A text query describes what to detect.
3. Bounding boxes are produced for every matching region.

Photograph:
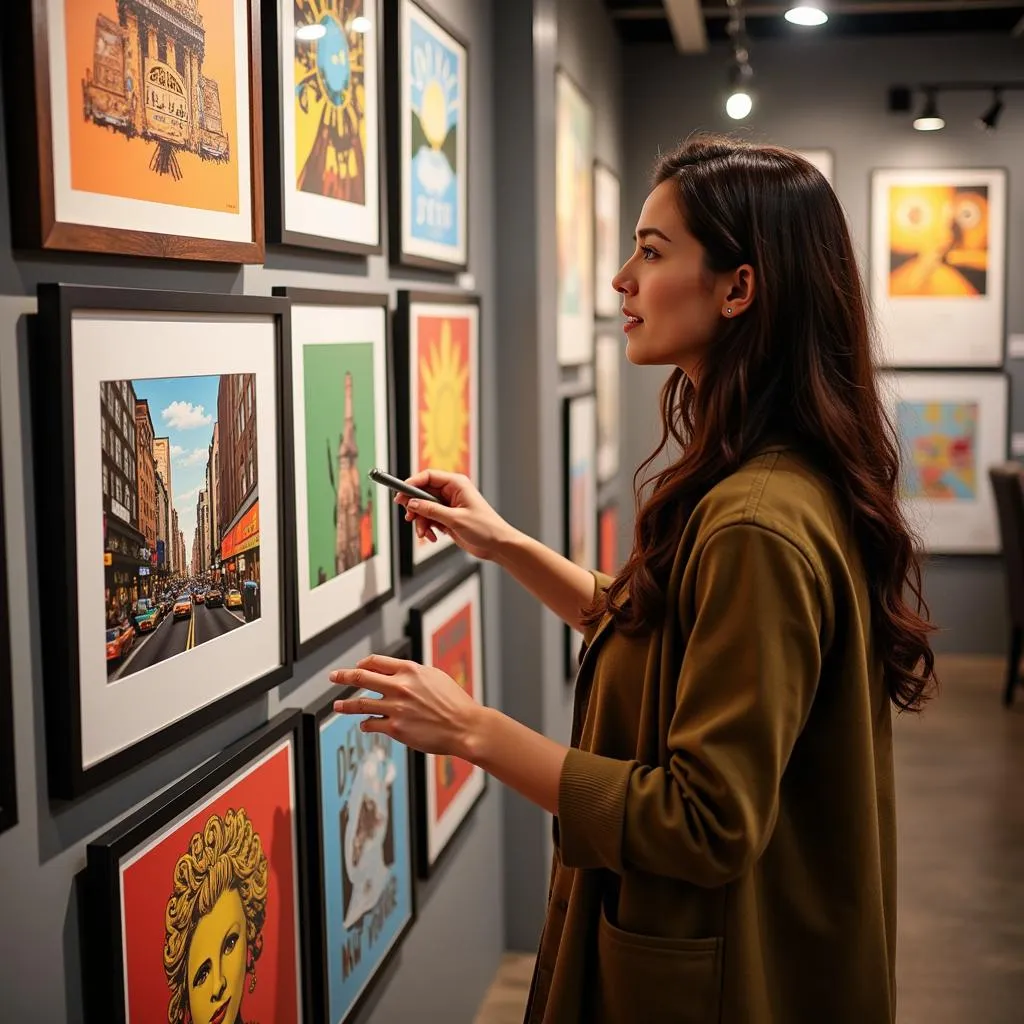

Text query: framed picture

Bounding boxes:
[3,0,265,262]
[407,566,486,876]
[794,148,834,185]
[276,288,395,658]
[264,0,383,254]
[595,333,620,483]
[555,67,594,366]
[880,370,1008,553]
[394,290,480,576]
[0,419,15,836]
[30,284,294,800]
[564,393,597,676]
[84,709,309,1023]
[385,0,469,271]
[598,501,620,578]
[302,637,416,1023]
[594,162,621,318]
[870,168,1007,368]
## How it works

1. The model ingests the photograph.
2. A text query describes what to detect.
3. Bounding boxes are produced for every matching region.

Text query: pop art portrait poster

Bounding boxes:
[388,0,469,269]
[870,168,1006,367]
[277,289,395,656]
[273,0,383,252]
[395,292,480,575]
[84,711,306,1023]
[880,370,1007,553]
[303,660,415,1023]
[408,567,486,875]
[13,0,263,260]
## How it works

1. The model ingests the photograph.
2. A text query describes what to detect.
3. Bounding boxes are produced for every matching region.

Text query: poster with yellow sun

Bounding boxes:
[397,292,479,574]
[870,168,1005,368]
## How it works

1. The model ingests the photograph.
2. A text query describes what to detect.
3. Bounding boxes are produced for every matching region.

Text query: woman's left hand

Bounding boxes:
[331,653,481,759]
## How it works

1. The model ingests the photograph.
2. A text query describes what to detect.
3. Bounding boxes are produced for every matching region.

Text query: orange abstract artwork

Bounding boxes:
[65,0,241,213]
[416,315,470,474]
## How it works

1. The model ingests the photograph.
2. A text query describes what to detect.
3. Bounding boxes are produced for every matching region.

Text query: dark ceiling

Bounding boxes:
[603,0,1024,44]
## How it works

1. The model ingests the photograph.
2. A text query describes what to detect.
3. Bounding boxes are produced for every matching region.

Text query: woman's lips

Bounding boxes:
[210,1000,230,1024]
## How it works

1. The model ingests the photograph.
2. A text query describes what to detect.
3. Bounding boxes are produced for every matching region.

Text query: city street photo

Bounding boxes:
[102,372,263,682]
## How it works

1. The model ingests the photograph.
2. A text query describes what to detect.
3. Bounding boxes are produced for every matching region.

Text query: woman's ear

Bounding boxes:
[722,264,756,317]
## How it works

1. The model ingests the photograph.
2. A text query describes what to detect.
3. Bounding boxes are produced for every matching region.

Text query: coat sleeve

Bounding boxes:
[556,523,829,887]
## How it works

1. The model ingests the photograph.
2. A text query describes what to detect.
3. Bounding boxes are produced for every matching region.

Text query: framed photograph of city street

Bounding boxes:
[84,709,310,1023]
[30,284,294,800]
[407,566,486,876]
[0,420,15,835]
[394,290,480,577]
[555,67,594,365]
[870,168,1007,367]
[275,288,395,658]
[593,162,621,318]
[384,0,469,271]
[2,0,265,261]
[264,0,383,254]
[301,637,416,1023]
[879,370,1008,554]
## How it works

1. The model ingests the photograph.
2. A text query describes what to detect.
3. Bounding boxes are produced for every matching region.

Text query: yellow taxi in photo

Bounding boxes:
[172,595,192,621]
[226,588,243,610]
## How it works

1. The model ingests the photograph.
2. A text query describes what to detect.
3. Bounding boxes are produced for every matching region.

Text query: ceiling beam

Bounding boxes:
[663,0,709,52]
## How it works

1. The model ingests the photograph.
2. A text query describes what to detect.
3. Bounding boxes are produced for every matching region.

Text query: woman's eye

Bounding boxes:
[223,932,239,956]
[193,961,211,988]
[640,245,657,261]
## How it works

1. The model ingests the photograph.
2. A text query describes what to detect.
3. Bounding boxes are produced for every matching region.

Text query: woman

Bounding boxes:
[164,808,268,1024]
[332,135,937,1023]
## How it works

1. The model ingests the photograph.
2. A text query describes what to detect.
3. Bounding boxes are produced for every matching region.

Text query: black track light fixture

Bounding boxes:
[890,80,1024,132]
[913,89,944,132]
[977,89,1004,131]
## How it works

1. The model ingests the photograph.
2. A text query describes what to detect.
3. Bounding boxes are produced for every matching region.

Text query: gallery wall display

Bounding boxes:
[3,0,265,262]
[0,424,15,836]
[30,284,294,799]
[880,370,1008,554]
[385,0,469,271]
[593,162,622,318]
[563,392,598,676]
[84,709,309,1022]
[595,333,621,483]
[598,501,620,578]
[276,288,395,658]
[555,67,594,366]
[408,565,486,875]
[302,637,416,1024]
[794,148,834,185]
[870,168,1007,368]
[265,0,383,254]
[394,290,480,576]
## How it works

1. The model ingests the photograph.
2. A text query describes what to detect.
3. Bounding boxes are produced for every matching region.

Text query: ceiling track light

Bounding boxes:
[977,88,1004,131]
[890,80,1024,132]
[913,89,944,132]
[724,0,754,120]
[785,5,828,26]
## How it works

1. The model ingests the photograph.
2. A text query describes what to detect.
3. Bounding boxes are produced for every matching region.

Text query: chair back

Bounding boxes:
[988,462,1024,628]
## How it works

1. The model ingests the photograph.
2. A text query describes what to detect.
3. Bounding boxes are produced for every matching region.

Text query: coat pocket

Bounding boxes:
[594,905,723,1024]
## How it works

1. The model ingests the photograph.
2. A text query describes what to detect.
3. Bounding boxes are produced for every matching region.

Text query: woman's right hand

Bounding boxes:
[394,470,514,562]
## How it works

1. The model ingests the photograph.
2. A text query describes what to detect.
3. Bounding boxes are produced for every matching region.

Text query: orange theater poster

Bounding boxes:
[416,314,471,475]
[65,0,240,214]
[119,738,301,1022]
[430,602,475,820]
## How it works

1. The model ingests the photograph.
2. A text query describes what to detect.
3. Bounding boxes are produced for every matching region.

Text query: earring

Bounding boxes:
[725,307,733,316]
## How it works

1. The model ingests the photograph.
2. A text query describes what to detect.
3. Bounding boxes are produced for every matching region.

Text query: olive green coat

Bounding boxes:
[524,447,897,1024]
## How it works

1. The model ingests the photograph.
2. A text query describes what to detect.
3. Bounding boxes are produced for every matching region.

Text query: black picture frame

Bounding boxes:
[301,636,418,1023]
[394,289,481,578]
[0,413,16,836]
[83,709,311,1024]
[407,563,487,877]
[30,284,295,800]
[275,287,397,659]
[384,0,471,272]
[262,0,386,255]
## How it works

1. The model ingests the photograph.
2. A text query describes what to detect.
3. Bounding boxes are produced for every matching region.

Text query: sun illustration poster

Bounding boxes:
[62,0,242,214]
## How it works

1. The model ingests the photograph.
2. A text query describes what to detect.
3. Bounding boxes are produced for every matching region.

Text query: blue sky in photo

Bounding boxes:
[131,374,220,551]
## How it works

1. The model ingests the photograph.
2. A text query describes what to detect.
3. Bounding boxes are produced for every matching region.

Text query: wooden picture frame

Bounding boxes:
[394,290,481,577]
[2,0,265,262]
[407,565,486,876]
[301,636,417,1023]
[263,0,384,254]
[276,287,396,658]
[0,415,15,836]
[84,710,311,1023]
[30,284,294,800]
[384,0,470,271]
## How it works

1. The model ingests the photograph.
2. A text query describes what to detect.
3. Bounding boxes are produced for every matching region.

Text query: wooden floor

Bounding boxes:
[473,655,1024,1024]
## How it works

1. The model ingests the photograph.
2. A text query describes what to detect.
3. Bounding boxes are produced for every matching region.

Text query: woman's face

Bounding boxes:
[611,179,734,376]
[186,888,247,1024]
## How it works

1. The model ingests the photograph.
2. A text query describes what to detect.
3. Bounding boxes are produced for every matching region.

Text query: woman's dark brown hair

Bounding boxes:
[585,134,937,712]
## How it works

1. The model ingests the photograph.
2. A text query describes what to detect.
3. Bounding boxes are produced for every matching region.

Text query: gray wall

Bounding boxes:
[493,0,624,952]
[619,32,1024,655]
[0,1,506,1020]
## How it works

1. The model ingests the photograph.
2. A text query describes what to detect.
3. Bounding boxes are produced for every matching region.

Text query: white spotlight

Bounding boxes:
[785,6,828,25]
[726,90,753,120]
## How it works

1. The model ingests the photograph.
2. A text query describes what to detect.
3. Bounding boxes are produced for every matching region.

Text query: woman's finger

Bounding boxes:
[333,694,395,717]
[328,666,402,694]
